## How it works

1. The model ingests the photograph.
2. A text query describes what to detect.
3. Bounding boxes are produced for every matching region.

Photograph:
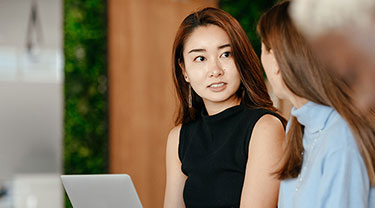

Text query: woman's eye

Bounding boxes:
[221,51,231,58]
[194,56,206,62]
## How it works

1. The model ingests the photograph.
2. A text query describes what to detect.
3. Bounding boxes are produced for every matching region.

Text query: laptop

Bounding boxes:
[61,174,143,208]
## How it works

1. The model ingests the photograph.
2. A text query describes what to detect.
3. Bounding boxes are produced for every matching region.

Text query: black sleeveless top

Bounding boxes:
[179,104,281,208]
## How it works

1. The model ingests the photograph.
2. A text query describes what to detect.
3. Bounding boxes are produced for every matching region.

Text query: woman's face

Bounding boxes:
[181,24,241,109]
[260,42,285,99]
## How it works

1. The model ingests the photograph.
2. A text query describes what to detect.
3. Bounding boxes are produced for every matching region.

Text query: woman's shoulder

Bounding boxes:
[255,113,284,128]
[326,110,354,138]
[249,113,285,156]
[168,124,182,140]
[323,110,357,152]
[253,114,285,136]
[242,106,271,118]
[166,125,182,153]
[243,106,285,127]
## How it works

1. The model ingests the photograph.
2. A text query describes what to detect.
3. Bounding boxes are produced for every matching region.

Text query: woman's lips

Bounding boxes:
[208,82,227,92]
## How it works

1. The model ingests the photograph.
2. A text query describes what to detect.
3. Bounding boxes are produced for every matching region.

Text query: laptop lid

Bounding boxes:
[61,174,142,208]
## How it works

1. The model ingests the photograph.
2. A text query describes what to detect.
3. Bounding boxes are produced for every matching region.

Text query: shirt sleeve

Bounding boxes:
[317,147,371,207]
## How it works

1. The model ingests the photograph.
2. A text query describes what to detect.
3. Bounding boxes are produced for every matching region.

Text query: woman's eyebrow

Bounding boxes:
[218,44,231,49]
[188,48,206,54]
[188,43,231,54]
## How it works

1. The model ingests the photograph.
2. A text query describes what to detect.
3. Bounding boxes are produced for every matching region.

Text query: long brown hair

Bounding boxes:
[172,7,286,125]
[257,0,375,185]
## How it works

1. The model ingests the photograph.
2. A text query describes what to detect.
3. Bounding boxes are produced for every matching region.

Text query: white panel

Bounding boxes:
[13,174,63,208]
[0,0,63,207]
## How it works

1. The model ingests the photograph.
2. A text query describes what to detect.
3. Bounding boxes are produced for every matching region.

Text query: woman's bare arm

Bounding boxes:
[240,114,285,207]
[164,125,187,208]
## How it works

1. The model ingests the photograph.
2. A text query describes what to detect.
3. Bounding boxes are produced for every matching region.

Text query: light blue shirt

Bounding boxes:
[278,101,375,208]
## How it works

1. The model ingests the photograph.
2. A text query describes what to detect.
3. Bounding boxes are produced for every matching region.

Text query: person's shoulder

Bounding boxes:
[326,110,355,140]
[243,106,284,126]
[168,124,182,141]
[255,114,284,129]
[242,106,269,117]
[323,110,357,151]
[252,114,285,141]
[249,114,285,156]
[166,125,182,152]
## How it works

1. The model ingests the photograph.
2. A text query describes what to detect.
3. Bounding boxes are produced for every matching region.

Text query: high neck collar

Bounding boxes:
[201,104,244,122]
[291,101,334,133]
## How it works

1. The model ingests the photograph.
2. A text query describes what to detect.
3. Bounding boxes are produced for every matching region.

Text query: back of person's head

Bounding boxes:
[172,7,283,125]
[290,0,375,113]
[257,1,330,105]
[290,0,375,38]
[257,0,375,185]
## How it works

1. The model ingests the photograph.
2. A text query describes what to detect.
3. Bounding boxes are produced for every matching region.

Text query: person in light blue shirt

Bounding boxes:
[257,1,375,207]
[278,102,374,207]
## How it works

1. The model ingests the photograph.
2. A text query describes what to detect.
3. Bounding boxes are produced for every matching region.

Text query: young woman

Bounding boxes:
[257,1,375,207]
[164,7,286,208]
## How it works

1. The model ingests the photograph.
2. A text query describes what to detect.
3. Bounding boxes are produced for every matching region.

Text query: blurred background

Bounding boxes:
[0,0,288,207]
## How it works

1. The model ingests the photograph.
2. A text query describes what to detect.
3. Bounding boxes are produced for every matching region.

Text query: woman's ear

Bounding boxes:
[178,59,190,82]
[270,49,280,75]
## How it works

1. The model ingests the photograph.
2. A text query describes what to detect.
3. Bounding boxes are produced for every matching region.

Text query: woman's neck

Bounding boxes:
[204,96,241,116]
[288,94,308,109]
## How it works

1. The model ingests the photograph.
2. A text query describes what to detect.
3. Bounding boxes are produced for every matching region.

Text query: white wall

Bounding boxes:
[0,81,63,179]
[0,0,61,48]
[0,0,63,207]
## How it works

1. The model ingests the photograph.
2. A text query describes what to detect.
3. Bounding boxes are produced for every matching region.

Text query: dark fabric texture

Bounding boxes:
[179,104,281,208]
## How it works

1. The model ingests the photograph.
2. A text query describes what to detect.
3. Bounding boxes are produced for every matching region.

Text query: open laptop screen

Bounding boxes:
[61,174,142,208]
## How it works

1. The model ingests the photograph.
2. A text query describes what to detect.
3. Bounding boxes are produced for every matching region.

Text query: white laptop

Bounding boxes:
[61,174,142,208]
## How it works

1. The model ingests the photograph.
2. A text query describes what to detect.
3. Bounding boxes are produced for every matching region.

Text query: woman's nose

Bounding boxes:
[208,60,224,78]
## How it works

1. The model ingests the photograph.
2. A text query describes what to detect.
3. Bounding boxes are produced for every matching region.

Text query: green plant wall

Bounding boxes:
[64,0,108,207]
[219,0,278,57]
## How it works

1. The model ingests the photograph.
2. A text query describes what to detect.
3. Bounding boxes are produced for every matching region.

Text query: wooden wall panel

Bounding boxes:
[108,1,217,207]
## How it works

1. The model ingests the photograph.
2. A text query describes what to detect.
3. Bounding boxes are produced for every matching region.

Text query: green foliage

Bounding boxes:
[64,0,108,207]
[219,0,278,57]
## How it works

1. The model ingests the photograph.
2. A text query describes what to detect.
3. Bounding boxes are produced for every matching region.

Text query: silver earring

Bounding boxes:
[188,85,192,108]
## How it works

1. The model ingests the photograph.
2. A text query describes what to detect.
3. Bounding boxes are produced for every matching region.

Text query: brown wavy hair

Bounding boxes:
[172,7,286,126]
[257,0,375,185]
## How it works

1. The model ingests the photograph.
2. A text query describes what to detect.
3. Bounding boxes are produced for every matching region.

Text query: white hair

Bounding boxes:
[290,0,375,38]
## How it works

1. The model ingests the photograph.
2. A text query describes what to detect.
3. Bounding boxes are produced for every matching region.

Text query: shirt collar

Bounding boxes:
[291,101,334,133]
